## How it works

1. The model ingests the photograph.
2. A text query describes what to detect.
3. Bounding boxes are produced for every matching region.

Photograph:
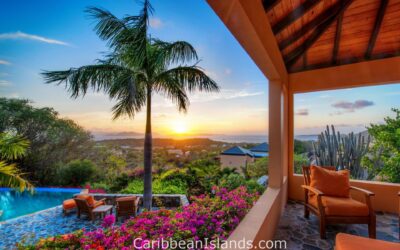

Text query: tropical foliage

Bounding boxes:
[0,98,92,185]
[42,0,219,209]
[293,153,309,175]
[0,133,33,191]
[243,157,268,179]
[19,186,259,250]
[122,178,188,195]
[57,160,96,186]
[362,108,400,183]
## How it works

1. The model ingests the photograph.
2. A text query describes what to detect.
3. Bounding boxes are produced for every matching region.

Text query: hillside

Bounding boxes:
[97,138,234,148]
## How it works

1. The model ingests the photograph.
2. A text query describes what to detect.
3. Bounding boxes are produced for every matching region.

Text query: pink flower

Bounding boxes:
[102,215,115,228]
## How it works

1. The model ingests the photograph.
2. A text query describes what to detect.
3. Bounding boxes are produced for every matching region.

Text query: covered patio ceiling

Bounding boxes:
[207,0,400,247]
[263,0,400,73]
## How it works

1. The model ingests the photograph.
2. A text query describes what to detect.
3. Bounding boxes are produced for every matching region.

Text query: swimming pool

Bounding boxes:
[0,187,81,221]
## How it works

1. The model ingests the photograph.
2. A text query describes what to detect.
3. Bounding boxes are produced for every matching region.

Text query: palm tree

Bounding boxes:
[42,0,219,210]
[0,133,33,191]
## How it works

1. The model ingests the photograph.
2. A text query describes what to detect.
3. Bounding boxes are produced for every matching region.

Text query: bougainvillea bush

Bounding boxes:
[18,186,259,250]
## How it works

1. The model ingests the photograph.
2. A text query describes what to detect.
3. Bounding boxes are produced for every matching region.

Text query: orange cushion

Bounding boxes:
[76,195,95,205]
[336,233,400,250]
[310,166,350,197]
[63,199,76,210]
[116,196,137,202]
[86,196,95,206]
[309,196,369,216]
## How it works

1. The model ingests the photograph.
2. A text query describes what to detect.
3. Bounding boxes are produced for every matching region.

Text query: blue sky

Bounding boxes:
[0,0,399,137]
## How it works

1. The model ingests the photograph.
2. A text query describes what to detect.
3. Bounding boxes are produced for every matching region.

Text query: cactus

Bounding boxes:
[312,125,370,179]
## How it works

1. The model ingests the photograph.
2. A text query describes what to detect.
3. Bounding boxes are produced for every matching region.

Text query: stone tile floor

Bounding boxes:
[274,200,399,250]
[0,206,107,250]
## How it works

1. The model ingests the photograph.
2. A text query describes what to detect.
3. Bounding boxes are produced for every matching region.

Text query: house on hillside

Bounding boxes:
[220,143,269,169]
[249,142,269,157]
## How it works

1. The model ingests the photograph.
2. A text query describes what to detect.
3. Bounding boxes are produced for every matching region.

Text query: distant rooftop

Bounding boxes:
[221,143,269,158]
[249,142,269,153]
[220,146,254,156]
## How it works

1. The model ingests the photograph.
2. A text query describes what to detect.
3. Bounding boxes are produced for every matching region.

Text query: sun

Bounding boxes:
[172,120,189,134]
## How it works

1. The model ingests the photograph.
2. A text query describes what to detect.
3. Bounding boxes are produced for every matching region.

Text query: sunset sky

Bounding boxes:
[1,0,399,139]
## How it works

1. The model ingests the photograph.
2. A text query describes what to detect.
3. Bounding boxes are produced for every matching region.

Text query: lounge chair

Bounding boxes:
[116,196,139,221]
[74,195,106,221]
[335,233,400,250]
[302,165,376,239]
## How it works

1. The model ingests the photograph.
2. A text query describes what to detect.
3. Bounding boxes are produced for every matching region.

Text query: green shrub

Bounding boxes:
[154,178,187,194]
[121,179,143,194]
[90,182,110,192]
[246,157,268,178]
[219,173,245,190]
[245,179,265,194]
[294,154,309,174]
[122,178,187,194]
[219,173,265,194]
[58,159,95,186]
[159,168,192,182]
[109,173,130,192]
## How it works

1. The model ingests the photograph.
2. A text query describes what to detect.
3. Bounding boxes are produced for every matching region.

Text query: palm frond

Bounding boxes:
[152,40,198,67]
[154,74,189,112]
[0,161,33,192]
[110,72,147,120]
[86,2,151,66]
[0,133,29,161]
[126,0,153,68]
[42,64,131,98]
[86,7,131,46]
[156,65,219,93]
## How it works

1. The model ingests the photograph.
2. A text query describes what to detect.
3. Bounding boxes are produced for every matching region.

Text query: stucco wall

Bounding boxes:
[220,155,254,169]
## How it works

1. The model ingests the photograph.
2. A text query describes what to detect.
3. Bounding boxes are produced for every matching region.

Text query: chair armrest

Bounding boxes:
[301,185,324,196]
[93,199,106,207]
[350,186,375,212]
[350,186,375,196]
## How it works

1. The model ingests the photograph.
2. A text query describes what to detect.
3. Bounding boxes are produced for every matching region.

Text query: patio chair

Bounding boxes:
[74,195,106,220]
[302,166,376,239]
[116,196,139,221]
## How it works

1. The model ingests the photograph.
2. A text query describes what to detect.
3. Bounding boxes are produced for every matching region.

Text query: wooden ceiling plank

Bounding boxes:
[332,13,343,65]
[284,0,354,69]
[262,0,281,13]
[365,0,389,59]
[279,0,353,50]
[272,0,321,34]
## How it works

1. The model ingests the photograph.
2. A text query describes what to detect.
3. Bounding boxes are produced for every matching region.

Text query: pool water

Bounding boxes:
[0,187,81,221]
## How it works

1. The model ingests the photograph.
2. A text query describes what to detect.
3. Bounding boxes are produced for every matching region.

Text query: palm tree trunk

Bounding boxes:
[143,86,152,210]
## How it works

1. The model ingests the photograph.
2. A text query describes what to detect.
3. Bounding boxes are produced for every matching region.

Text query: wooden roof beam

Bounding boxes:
[289,57,400,93]
[279,0,352,50]
[332,13,343,65]
[365,0,388,60]
[262,0,281,13]
[284,0,354,69]
[272,0,321,34]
